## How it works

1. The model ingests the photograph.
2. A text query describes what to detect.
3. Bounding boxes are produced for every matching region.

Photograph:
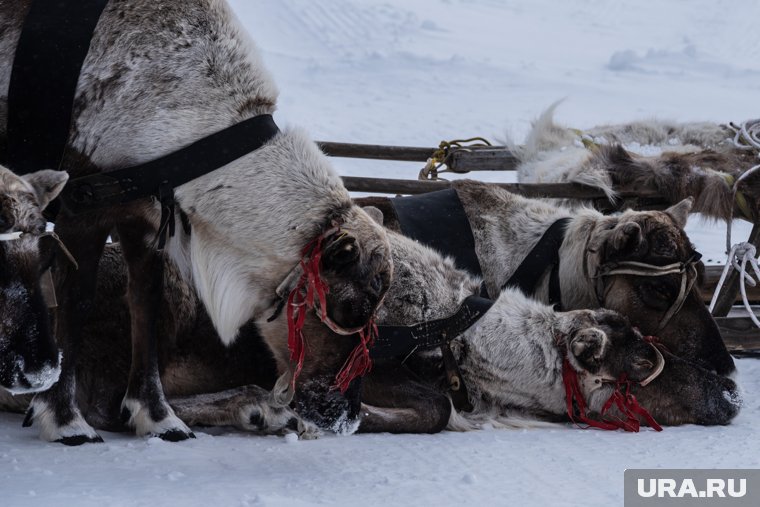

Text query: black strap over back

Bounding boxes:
[6,0,111,175]
[59,114,280,214]
[391,189,484,279]
[502,218,571,309]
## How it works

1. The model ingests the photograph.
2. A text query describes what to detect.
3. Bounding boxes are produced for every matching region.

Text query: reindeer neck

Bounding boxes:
[555,212,604,310]
[458,291,568,416]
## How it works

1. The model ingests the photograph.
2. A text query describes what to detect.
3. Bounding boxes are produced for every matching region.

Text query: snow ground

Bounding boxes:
[2,358,759,507]
[3,0,760,505]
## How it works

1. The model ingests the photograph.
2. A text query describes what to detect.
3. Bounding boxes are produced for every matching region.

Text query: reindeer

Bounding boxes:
[1,228,740,435]
[358,181,735,377]
[0,164,67,395]
[512,103,760,221]
[0,0,391,444]
[359,228,740,432]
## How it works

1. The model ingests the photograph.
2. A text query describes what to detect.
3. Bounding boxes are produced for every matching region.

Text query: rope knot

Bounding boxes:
[710,241,760,328]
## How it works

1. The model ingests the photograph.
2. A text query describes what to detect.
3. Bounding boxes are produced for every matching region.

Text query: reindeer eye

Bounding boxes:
[637,281,675,311]
[370,273,383,292]
[650,285,670,299]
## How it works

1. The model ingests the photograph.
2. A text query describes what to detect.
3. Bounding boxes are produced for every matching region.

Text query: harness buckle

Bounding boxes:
[156,182,176,251]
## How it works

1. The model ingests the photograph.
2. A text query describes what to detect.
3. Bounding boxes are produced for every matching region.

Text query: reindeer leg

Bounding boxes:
[169,385,319,439]
[25,216,111,445]
[358,362,451,434]
[116,219,193,441]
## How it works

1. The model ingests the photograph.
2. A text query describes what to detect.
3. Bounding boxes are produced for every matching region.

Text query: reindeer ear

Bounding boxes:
[321,233,359,271]
[23,170,69,210]
[609,220,643,253]
[570,328,608,373]
[362,206,384,226]
[665,198,692,227]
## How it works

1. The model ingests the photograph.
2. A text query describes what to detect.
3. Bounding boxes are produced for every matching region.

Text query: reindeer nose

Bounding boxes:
[0,210,15,232]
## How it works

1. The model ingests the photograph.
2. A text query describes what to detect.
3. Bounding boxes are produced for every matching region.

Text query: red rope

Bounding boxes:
[562,357,663,432]
[333,320,377,393]
[285,226,377,392]
[286,235,327,388]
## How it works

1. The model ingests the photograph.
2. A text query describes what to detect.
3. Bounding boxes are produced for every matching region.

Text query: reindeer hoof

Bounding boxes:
[158,428,196,442]
[26,398,104,444]
[122,398,194,441]
[238,403,320,439]
[56,434,105,446]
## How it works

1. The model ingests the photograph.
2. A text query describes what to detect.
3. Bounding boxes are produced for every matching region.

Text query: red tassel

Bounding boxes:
[285,225,376,392]
[562,357,662,432]
[333,321,377,393]
[286,230,332,389]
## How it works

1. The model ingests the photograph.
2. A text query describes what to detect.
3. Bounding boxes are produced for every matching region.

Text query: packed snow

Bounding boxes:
[2,0,760,505]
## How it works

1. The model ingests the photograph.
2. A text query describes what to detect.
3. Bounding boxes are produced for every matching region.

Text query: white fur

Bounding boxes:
[176,127,353,343]
[121,398,193,438]
[27,398,100,442]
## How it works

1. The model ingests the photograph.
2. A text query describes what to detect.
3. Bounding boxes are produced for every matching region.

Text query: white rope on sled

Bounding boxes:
[728,119,760,153]
[710,163,760,327]
[709,242,760,328]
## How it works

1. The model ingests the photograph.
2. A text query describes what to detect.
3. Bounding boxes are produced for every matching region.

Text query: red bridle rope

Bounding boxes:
[286,226,377,393]
[562,356,663,432]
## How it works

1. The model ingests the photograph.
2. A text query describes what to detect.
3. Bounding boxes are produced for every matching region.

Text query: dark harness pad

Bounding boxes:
[7,0,111,175]
[391,189,484,279]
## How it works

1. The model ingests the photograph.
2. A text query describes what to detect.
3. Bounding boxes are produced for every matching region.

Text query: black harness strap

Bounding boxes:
[373,295,493,413]
[7,0,111,175]
[391,189,484,279]
[371,296,494,360]
[60,114,280,215]
[503,218,571,309]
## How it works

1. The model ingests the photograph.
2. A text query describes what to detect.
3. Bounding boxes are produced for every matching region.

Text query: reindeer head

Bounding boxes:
[0,165,68,393]
[318,207,392,331]
[630,351,741,426]
[266,205,392,433]
[563,309,661,384]
[562,308,740,427]
[586,199,735,376]
[277,206,392,334]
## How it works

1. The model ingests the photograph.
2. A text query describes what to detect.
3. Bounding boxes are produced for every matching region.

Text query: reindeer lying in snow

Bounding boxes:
[358,179,736,377]
[360,228,740,432]
[1,0,391,444]
[512,103,760,221]
[1,224,741,435]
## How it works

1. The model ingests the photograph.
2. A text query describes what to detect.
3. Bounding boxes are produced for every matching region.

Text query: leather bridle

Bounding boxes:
[593,253,702,332]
